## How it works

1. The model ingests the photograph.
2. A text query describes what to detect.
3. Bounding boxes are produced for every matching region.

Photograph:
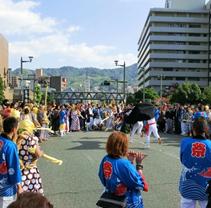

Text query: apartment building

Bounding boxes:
[138,0,211,92]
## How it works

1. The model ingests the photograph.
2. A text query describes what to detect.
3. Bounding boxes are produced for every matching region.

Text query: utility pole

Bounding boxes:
[116,79,119,94]
[160,74,163,99]
[140,67,145,102]
[114,60,126,102]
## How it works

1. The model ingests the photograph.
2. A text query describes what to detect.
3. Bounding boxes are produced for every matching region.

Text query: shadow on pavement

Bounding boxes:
[66,140,106,150]
[161,134,183,147]
[79,136,107,140]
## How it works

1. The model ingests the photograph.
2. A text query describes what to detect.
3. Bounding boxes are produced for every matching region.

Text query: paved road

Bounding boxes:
[38,131,182,208]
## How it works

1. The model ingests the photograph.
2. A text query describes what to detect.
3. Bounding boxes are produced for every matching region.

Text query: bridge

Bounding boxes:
[54,91,125,103]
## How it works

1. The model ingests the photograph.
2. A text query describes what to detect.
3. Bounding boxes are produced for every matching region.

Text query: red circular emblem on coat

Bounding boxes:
[0,141,4,150]
[115,183,127,196]
[0,161,8,174]
[103,161,113,179]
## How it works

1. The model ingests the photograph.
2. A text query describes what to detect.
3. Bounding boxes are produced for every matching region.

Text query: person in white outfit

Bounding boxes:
[145,117,161,148]
[130,121,143,143]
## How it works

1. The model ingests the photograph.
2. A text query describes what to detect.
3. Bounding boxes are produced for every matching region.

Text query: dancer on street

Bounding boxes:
[130,121,144,143]
[145,117,161,148]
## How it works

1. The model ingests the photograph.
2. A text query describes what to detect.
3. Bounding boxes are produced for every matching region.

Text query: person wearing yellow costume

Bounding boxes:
[17,119,44,193]
[31,106,41,128]
[16,119,62,194]
[10,103,20,120]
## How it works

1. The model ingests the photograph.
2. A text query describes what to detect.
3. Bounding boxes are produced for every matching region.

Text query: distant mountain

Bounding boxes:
[11,64,138,90]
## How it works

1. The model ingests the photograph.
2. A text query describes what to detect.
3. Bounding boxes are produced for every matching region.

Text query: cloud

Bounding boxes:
[0,0,57,35]
[10,32,137,68]
[2,0,137,69]
[66,26,81,33]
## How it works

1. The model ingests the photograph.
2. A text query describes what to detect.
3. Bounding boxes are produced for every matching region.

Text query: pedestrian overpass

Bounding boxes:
[53,91,125,103]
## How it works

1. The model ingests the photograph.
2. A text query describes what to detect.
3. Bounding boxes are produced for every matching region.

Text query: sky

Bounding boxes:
[1,0,165,70]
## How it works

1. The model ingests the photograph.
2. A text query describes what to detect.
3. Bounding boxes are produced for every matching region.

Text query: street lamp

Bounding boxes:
[20,56,33,102]
[114,60,126,102]
[20,56,33,74]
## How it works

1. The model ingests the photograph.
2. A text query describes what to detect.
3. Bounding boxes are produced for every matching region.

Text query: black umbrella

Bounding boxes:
[124,103,155,124]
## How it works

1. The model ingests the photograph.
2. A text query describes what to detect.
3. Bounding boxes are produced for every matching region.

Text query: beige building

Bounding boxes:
[0,34,13,100]
[0,34,8,87]
[36,68,43,79]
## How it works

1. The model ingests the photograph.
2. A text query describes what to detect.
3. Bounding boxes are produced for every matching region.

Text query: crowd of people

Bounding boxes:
[2,100,210,138]
[0,99,211,207]
[0,100,63,208]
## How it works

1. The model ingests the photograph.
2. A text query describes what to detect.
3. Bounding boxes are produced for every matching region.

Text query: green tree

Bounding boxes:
[0,77,4,104]
[202,86,211,104]
[126,88,159,104]
[47,92,55,104]
[189,83,202,103]
[144,88,160,101]
[34,84,43,105]
[170,82,202,104]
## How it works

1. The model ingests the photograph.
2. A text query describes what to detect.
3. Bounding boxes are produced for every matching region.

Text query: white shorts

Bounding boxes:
[181,196,207,208]
[0,195,16,208]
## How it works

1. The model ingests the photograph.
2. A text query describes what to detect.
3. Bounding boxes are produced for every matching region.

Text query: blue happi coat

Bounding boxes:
[99,155,144,208]
[179,137,211,201]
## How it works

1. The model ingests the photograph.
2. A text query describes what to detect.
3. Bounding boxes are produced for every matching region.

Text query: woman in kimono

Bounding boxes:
[70,105,80,131]
[17,119,44,194]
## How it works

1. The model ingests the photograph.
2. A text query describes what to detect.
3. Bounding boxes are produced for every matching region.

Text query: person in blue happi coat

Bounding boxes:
[98,131,148,208]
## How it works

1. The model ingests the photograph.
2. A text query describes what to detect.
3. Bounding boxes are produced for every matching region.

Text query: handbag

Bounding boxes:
[96,192,127,208]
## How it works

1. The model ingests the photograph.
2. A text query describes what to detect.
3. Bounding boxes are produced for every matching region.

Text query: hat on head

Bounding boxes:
[18,119,35,134]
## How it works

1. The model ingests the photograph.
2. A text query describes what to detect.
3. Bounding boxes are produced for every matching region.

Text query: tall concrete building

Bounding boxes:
[0,34,8,88]
[138,0,211,92]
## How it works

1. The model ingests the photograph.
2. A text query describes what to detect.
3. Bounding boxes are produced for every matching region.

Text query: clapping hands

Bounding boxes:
[136,152,147,165]
[127,151,147,164]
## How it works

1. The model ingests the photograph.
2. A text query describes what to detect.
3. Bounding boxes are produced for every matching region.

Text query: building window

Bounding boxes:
[176,77,186,81]
[189,24,201,28]
[189,42,200,45]
[189,34,201,37]
[163,68,173,71]
[189,51,200,54]
[188,77,200,81]
[163,76,173,80]
[188,60,201,63]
